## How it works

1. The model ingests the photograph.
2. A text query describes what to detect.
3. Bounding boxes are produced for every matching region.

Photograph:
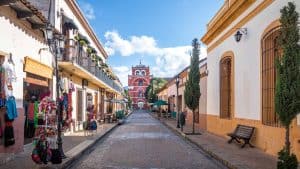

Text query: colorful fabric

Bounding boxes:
[27,103,35,121]
[0,66,6,101]
[34,101,39,128]
[6,96,18,120]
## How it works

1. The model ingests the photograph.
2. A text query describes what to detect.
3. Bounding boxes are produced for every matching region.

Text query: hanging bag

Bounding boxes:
[50,148,62,164]
[0,118,3,138]
[4,122,15,147]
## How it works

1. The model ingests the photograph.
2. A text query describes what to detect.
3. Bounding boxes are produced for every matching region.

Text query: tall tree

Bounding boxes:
[145,78,167,103]
[275,2,300,168]
[184,38,201,134]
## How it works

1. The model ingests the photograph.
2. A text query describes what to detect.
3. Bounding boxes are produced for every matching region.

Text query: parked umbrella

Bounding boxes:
[153,100,168,107]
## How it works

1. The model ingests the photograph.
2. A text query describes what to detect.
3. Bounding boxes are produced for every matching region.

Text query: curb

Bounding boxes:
[150,113,237,169]
[62,124,119,169]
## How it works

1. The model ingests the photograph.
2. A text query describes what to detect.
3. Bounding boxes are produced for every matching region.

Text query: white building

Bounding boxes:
[201,0,300,158]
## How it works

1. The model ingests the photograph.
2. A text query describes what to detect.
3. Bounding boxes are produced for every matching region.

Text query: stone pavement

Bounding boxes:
[71,110,226,169]
[154,113,278,169]
[0,122,118,169]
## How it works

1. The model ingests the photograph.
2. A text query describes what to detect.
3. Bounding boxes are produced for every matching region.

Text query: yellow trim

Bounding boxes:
[206,114,300,159]
[201,0,256,45]
[24,57,53,79]
[203,0,274,53]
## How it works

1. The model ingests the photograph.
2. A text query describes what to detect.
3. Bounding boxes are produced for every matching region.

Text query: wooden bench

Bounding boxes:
[227,124,255,148]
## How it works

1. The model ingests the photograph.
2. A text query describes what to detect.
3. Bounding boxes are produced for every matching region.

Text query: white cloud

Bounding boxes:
[104,31,207,79]
[78,1,95,20]
[104,31,157,56]
[112,66,131,86]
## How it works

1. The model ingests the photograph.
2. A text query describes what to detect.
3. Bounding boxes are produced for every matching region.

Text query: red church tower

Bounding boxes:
[128,61,151,109]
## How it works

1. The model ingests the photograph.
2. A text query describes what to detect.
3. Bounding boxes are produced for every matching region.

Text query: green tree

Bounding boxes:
[184,38,201,134]
[275,2,300,168]
[124,89,132,109]
[145,78,167,103]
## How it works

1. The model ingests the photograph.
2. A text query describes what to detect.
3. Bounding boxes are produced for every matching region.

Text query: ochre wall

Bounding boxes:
[206,114,300,158]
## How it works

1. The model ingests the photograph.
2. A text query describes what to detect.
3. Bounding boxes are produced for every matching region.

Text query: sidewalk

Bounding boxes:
[152,113,277,169]
[0,123,118,169]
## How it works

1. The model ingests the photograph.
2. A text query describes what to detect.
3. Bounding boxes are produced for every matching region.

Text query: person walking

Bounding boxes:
[180,108,187,132]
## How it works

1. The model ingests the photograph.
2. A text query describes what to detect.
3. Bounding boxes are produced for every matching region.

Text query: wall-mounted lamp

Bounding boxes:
[234,28,247,42]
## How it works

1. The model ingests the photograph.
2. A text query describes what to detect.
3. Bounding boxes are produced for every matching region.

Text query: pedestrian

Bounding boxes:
[180,108,187,132]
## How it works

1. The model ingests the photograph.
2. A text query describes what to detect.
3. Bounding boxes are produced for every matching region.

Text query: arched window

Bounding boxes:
[138,79,143,86]
[220,56,232,119]
[135,70,140,75]
[261,26,281,127]
[141,71,146,76]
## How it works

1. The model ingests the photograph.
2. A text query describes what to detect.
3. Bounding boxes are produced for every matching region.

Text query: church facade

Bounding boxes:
[128,62,151,109]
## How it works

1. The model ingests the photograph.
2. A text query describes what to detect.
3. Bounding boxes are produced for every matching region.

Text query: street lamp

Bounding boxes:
[44,23,66,158]
[175,75,180,128]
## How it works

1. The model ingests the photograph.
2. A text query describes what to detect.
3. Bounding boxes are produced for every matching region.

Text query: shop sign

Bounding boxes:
[24,56,53,79]
[25,77,48,87]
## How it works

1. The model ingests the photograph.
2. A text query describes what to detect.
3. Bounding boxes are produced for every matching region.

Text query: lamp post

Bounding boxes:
[175,76,180,128]
[45,23,66,158]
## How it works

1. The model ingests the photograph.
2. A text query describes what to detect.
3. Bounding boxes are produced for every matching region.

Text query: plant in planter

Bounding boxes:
[91,53,97,62]
[87,46,93,54]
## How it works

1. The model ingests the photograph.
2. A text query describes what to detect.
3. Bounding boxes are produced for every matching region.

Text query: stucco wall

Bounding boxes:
[206,0,300,120]
[0,6,53,108]
[56,0,106,61]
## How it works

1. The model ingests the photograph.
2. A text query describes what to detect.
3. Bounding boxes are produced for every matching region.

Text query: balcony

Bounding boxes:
[59,39,123,93]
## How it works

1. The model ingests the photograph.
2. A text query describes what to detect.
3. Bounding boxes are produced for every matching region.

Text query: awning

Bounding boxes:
[24,56,53,79]
[63,15,78,30]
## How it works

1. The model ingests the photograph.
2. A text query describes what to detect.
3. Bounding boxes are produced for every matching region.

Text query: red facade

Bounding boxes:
[128,63,151,109]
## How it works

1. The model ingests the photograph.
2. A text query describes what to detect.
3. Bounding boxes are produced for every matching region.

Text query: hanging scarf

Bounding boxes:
[0,66,6,107]
[34,101,39,128]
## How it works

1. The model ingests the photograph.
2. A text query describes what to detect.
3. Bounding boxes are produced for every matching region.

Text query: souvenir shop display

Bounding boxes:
[84,105,97,131]
[59,79,74,131]
[31,96,62,164]
[0,54,18,147]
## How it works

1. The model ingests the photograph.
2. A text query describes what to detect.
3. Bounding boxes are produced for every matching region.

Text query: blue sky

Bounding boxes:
[76,0,223,86]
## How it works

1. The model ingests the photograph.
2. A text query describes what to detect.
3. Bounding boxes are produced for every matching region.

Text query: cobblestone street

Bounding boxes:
[71,110,226,169]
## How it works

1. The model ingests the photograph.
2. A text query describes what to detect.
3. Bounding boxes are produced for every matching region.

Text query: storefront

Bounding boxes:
[23,57,53,145]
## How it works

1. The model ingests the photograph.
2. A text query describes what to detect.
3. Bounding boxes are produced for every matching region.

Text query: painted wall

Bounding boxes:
[55,0,106,62]
[207,0,300,120]
[0,6,54,152]
[205,0,300,158]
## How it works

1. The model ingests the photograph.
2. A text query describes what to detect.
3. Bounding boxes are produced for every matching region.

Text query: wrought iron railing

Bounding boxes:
[61,39,123,93]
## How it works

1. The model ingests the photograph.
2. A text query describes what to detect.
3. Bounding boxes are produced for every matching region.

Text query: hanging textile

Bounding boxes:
[4,121,15,147]
[27,103,35,121]
[0,66,6,108]
[67,91,72,122]
[34,101,39,128]
[6,96,18,120]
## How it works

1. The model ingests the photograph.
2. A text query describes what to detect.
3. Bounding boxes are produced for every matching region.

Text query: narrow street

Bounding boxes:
[70,110,226,169]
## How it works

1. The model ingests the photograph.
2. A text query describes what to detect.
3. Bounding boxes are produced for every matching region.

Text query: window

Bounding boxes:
[135,70,140,75]
[261,26,281,127]
[141,71,146,76]
[220,56,232,119]
[138,79,143,86]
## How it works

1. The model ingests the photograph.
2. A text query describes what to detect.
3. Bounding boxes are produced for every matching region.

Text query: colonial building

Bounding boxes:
[0,0,123,159]
[53,0,123,132]
[128,62,151,109]
[0,0,53,154]
[201,0,300,158]
[157,58,208,129]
